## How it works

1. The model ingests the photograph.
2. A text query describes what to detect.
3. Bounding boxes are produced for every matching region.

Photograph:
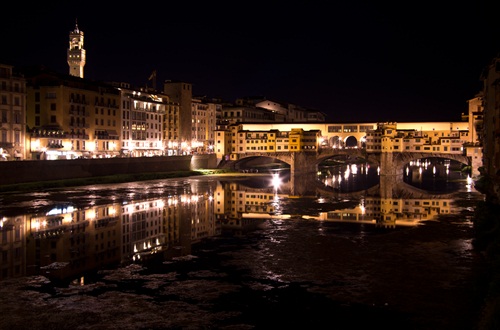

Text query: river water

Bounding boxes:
[0,160,486,329]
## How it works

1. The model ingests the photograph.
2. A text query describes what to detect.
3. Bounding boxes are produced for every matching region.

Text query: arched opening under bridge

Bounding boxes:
[232,156,290,173]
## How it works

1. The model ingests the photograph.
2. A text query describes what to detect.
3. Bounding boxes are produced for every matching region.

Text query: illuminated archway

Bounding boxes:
[344,136,358,148]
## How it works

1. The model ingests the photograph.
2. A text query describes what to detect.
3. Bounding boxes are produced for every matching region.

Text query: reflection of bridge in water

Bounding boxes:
[225,172,468,229]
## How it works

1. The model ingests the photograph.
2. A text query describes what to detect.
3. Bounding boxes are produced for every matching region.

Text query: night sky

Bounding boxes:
[1,1,499,122]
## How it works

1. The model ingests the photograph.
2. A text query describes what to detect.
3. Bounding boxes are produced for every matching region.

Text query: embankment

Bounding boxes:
[0,154,217,186]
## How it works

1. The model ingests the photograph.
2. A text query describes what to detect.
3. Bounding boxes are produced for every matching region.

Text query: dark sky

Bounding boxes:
[1,1,499,122]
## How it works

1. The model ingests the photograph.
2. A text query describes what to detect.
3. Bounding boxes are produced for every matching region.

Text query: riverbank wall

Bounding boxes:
[0,154,218,186]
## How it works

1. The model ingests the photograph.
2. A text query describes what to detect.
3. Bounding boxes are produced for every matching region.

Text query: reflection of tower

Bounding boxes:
[67,20,86,78]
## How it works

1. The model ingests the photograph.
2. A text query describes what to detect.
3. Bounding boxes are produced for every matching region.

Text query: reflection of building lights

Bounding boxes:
[467,175,473,192]
[351,164,358,175]
[467,175,472,185]
[344,167,350,179]
[271,173,281,189]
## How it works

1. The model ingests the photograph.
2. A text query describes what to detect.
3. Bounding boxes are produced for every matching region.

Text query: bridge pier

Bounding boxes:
[290,172,318,197]
[290,152,318,176]
[289,152,320,197]
[379,152,405,198]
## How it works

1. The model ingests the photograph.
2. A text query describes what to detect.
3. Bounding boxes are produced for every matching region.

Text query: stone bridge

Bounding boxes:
[224,150,471,177]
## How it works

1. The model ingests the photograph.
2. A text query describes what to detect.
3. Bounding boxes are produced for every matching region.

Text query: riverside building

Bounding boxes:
[0,63,27,161]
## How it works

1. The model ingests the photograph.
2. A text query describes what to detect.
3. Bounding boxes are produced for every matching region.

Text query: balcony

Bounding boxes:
[47,143,64,149]
[69,122,90,128]
[69,99,88,105]
[0,142,14,148]
[68,133,89,139]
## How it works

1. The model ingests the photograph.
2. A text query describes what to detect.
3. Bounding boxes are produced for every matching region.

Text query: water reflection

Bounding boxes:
[317,162,379,192]
[403,158,468,192]
[0,164,474,283]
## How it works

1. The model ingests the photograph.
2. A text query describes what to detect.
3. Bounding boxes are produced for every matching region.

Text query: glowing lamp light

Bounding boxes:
[271,173,281,189]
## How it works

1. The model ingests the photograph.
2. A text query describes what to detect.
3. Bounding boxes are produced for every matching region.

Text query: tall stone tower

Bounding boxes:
[67,20,86,78]
[163,80,193,145]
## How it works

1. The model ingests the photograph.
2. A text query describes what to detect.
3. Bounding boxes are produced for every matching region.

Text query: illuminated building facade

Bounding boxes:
[365,122,468,154]
[117,84,167,157]
[479,54,500,202]
[191,97,220,153]
[0,63,26,161]
[24,67,121,159]
[215,123,321,162]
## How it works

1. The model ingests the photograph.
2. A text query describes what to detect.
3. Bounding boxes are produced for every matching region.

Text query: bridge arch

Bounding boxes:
[326,135,367,149]
[220,151,471,178]
[345,136,358,148]
[230,155,291,171]
[382,152,470,177]
[393,153,470,168]
[329,136,343,148]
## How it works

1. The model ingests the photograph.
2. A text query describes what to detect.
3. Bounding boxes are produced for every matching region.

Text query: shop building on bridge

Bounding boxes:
[215,119,482,176]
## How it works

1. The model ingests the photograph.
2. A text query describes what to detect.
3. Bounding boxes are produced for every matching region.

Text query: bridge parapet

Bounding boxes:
[237,152,292,164]
[316,148,366,162]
